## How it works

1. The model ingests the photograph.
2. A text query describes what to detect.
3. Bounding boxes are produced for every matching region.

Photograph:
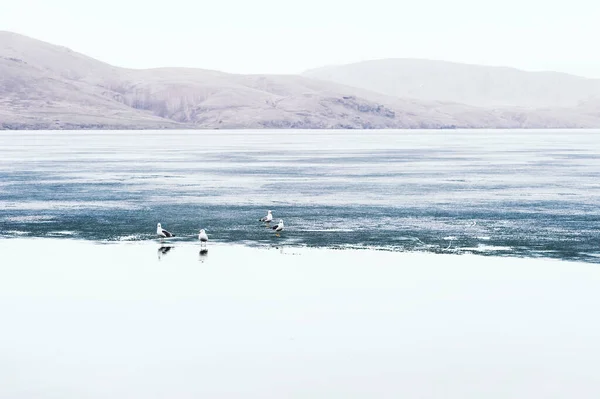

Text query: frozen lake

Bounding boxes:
[1,129,599,262]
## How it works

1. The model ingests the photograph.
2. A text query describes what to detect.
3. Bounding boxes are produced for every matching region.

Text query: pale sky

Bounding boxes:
[2,0,600,77]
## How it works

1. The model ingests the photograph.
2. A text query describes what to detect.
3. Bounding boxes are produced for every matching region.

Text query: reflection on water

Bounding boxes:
[157,245,174,260]
[199,248,208,262]
[1,130,600,263]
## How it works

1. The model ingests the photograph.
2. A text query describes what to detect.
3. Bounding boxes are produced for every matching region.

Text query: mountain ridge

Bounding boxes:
[305,57,594,80]
[1,31,600,129]
[303,58,600,108]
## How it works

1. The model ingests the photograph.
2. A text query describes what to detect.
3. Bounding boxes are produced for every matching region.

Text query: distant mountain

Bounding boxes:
[304,59,600,108]
[1,31,600,129]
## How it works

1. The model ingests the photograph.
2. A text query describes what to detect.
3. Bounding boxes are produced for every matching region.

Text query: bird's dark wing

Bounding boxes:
[162,229,174,237]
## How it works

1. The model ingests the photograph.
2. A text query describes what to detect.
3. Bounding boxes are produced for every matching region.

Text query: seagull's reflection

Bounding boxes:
[157,245,174,260]
[199,248,208,262]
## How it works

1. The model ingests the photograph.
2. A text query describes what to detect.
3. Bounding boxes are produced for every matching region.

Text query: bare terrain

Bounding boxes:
[304,59,600,108]
[2,31,600,129]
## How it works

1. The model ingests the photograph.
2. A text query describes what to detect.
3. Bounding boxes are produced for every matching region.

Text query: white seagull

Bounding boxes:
[260,210,273,223]
[198,229,208,247]
[272,219,284,236]
[157,223,174,238]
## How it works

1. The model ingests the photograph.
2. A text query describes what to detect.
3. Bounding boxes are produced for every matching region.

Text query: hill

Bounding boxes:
[1,32,600,129]
[304,59,600,108]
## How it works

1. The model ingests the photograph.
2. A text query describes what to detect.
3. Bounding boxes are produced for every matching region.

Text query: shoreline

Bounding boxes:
[1,235,591,265]
[3,127,600,131]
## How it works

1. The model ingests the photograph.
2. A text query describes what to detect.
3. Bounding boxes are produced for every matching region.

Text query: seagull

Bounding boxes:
[198,229,208,247]
[157,223,174,238]
[260,210,273,223]
[272,219,284,237]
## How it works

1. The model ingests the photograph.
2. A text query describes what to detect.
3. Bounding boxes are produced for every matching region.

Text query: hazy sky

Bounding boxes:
[2,0,599,77]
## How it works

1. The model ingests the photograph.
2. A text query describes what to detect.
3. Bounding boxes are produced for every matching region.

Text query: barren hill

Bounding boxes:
[304,59,600,109]
[1,32,600,129]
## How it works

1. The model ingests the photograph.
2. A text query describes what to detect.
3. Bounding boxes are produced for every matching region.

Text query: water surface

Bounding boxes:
[2,239,600,399]
[1,129,599,262]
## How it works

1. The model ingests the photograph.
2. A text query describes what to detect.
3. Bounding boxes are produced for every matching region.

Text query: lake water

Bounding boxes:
[1,129,599,262]
[4,239,600,399]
